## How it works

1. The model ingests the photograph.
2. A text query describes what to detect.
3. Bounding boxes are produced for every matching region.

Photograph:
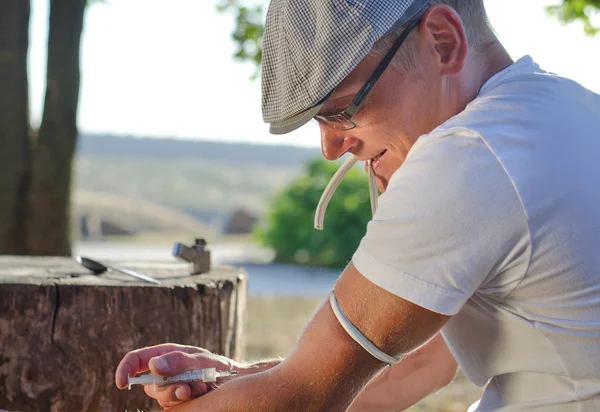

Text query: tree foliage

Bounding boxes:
[216,0,264,79]
[254,158,372,268]
[547,0,600,35]
[217,0,600,72]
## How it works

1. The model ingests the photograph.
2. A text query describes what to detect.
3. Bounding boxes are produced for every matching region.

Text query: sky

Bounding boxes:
[28,0,600,148]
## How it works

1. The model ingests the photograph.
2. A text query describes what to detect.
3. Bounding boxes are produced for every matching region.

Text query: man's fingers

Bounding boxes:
[144,383,190,402]
[159,400,186,410]
[189,381,210,397]
[115,344,175,389]
[115,343,206,389]
[148,351,219,377]
[144,381,209,402]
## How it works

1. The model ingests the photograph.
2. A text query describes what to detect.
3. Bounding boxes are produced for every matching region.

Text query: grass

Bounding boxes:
[245,295,323,360]
[74,156,302,218]
[245,296,483,411]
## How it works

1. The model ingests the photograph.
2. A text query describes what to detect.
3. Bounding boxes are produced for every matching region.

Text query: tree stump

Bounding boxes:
[0,256,247,412]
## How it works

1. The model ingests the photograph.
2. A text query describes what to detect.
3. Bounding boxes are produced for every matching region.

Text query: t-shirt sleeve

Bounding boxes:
[352,131,530,316]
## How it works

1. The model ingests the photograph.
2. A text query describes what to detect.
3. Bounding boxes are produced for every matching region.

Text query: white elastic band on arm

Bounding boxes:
[329,291,402,365]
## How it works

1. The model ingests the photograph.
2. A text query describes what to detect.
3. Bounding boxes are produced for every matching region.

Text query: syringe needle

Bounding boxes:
[217,370,239,378]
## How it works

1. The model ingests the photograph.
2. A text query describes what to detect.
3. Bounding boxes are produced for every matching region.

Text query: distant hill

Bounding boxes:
[73,134,323,232]
[76,134,321,166]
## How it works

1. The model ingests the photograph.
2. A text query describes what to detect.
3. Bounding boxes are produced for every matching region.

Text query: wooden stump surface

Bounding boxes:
[0,256,247,412]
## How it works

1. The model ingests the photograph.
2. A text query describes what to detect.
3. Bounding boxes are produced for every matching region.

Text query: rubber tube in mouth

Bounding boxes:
[368,159,378,214]
[314,156,379,230]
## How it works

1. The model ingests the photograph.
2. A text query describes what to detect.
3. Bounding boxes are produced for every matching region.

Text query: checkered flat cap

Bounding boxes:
[261,0,429,135]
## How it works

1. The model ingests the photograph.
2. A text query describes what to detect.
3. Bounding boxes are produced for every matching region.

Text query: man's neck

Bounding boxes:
[440,40,513,128]
[471,40,514,98]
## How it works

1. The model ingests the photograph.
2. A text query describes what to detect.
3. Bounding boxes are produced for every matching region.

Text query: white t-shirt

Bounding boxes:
[352,55,600,411]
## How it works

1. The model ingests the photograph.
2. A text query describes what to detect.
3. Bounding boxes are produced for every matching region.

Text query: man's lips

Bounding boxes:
[364,150,387,173]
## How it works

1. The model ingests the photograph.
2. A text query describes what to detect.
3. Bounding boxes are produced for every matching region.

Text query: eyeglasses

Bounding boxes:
[314,18,421,131]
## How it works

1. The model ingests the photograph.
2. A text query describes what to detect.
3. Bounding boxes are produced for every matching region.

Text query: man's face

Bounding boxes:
[316,7,470,192]
[317,51,451,192]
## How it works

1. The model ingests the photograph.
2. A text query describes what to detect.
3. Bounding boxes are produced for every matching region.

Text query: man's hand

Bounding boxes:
[115,343,237,409]
[116,263,451,411]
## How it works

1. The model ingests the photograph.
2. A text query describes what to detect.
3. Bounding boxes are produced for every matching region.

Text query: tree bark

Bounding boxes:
[0,257,247,412]
[0,0,31,254]
[26,0,86,255]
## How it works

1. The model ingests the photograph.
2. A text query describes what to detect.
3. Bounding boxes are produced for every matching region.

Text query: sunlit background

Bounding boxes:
[5,2,596,409]
[28,0,600,148]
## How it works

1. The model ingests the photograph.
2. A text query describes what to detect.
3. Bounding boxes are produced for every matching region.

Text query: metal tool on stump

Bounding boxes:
[173,238,211,274]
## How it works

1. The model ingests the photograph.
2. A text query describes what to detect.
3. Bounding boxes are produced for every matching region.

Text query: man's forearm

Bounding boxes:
[347,334,457,411]
[170,368,314,412]
[237,358,283,377]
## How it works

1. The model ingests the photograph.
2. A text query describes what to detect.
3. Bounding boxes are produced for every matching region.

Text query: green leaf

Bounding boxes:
[546,0,600,36]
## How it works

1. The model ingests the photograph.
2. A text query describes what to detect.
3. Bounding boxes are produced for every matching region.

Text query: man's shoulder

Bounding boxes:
[407,126,484,158]
[409,56,600,183]
[402,127,493,177]
[357,127,531,316]
[451,57,600,137]
[389,129,513,211]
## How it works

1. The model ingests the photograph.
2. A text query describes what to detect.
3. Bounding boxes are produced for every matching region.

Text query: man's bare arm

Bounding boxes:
[347,333,458,411]
[236,358,283,376]
[169,262,451,411]
[115,344,284,408]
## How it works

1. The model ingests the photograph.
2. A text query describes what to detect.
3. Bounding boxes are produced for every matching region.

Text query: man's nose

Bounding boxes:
[320,125,359,161]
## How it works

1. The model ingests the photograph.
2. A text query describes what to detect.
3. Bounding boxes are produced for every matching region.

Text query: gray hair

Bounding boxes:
[372,0,496,74]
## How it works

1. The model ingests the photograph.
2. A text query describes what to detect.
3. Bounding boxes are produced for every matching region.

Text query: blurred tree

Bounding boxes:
[547,0,600,35]
[217,0,600,73]
[0,1,31,254]
[26,0,87,255]
[216,0,264,79]
[255,158,372,268]
[0,0,87,255]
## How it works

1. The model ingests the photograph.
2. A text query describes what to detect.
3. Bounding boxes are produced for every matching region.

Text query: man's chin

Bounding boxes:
[376,176,388,193]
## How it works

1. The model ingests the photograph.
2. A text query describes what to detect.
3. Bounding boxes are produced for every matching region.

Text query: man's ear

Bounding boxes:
[418,5,468,76]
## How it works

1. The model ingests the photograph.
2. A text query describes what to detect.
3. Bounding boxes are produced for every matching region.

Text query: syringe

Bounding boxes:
[127,368,239,390]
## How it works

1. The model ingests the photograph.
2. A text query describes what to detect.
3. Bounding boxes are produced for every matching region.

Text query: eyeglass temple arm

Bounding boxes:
[347,18,421,115]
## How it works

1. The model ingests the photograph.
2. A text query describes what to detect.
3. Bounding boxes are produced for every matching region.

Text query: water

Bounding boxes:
[235,262,339,296]
[72,241,340,297]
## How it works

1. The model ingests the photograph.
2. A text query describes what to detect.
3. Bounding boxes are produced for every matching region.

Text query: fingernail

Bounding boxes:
[151,357,169,372]
[175,386,188,400]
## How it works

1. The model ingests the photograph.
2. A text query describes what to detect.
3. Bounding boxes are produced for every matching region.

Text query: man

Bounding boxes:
[115,0,600,410]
